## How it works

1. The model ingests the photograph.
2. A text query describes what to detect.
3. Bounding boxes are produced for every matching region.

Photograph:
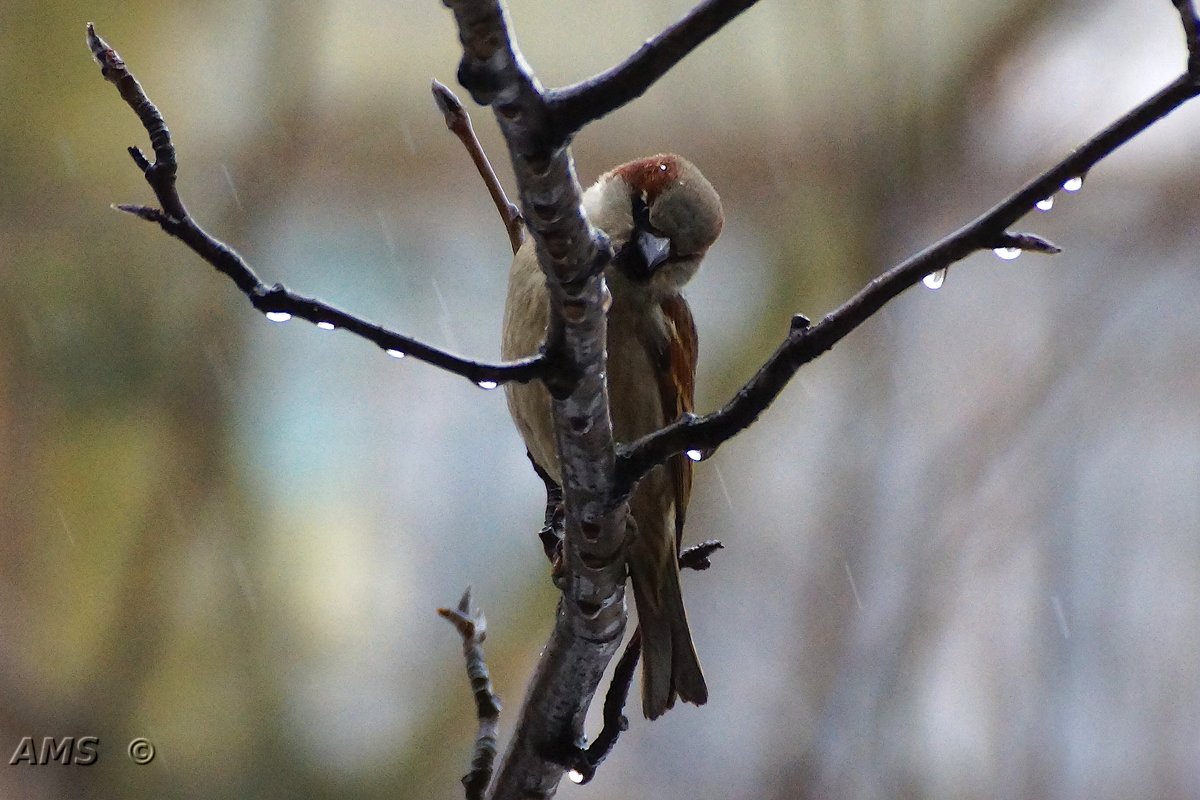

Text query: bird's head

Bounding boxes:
[584,154,723,300]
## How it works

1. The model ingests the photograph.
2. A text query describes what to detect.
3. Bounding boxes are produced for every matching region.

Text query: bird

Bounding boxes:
[501,154,724,719]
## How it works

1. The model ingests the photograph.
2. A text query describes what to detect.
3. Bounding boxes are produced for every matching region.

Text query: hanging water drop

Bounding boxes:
[1062,176,1083,192]
[1036,197,1054,212]
[265,311,292,323]
[568,770,585,785]
[477,380,499,390]
[922,269,946,290]
[993,247,1022,261]
[385,349,406,359]
[685,449,704,462]
[316,321,336,331]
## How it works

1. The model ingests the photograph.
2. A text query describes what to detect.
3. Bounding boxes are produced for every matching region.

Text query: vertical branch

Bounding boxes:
[441,1,628,796]
[440,589,502,800]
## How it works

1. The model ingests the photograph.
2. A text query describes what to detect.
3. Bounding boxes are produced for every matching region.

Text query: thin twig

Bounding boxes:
[615,71,1200,499]
[678,540,725,572]
[439,588,502,800]
[87,24,546,389]
[87,23,185,221]
[433,79,525,254]
[547,0,762,142]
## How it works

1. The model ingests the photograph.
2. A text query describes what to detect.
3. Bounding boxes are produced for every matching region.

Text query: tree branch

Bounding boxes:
[547,0,762,142]
[86,23,546,389]
[1174,0,1200,73]
[89,0,1200,796]
[439,588,502,800]
[440,0,639,796]
[433,79,526,254]
[566,540,723,785]
[616,69,1200,498]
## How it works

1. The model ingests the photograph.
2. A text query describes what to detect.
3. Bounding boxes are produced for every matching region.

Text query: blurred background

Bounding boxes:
[3,0,1200,797]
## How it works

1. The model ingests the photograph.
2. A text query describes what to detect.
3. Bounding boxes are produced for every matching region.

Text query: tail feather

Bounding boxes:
[630,548,707,719]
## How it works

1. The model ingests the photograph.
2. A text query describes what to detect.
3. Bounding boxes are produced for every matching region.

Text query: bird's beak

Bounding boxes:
[636,230,671,274]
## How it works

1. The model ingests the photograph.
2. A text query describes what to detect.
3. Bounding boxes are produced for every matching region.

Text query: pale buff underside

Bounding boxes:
[501,240,677,607]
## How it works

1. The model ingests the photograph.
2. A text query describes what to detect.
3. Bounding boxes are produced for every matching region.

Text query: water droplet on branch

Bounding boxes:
[568,770,585,784]
[385,349,406,359]
[1036,197,1054,212]
[477,380,499,390]
[265,311,292,323]
[1062,176,1083,192]
[685,449,704,462]
[993,247,1022,261]
[922,270,946,290]
[316,321,336,331]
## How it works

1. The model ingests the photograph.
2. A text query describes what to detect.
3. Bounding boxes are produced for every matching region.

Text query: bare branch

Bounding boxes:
[616,72,1200,497]
[87,23,185,221]
[547,0,762,141]
[87,24,545,389]
[439,588,502,800]
[566,540,722,785]
[91,0,1200,795]
[678,540,725,572]
[1173,0,1200,73]
[433,79,526,254]
[567,629,639,785]
[441,0,635,796]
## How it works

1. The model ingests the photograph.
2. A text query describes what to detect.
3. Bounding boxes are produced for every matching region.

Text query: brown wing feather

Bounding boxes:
[657,294,698,548]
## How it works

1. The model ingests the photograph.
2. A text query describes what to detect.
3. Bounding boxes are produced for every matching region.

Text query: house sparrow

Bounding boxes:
[501,154,724,719]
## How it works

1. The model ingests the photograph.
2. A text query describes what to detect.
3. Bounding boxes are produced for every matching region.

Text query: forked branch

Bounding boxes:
[548,0,763,143]
[89,1,1200,798]
[440,588,502,800]
[86,23,548,389]
[615,51,1200,499]
[1174,0,1200,73]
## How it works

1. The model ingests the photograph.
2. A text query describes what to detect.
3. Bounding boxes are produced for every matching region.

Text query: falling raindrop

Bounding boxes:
[844,561,864,611]
[220,164,244,210]
[379,213,401,265]
[398,120,417,155]
[477,380,499,390]
[385,349,406,359]
[265,311,292,323]
[431,277,461,351]
[713,464,735,512]
[685,449,704,462]
[1036,197,1054,212]
[1051,595,1070,640]
[1062,176,1083,192]
[316,321,336,331]
[232,555,259,612]
[57,508,76,547]
[568,770,585,785]
[993,247,1022,261]
[57,136,78,179]
[922,269,946,290]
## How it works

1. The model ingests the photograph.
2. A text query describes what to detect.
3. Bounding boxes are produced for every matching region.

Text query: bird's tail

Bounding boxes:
[629,539,707,719]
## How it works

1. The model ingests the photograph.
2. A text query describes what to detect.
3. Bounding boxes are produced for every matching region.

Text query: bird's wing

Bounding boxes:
[656,294,698,548]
